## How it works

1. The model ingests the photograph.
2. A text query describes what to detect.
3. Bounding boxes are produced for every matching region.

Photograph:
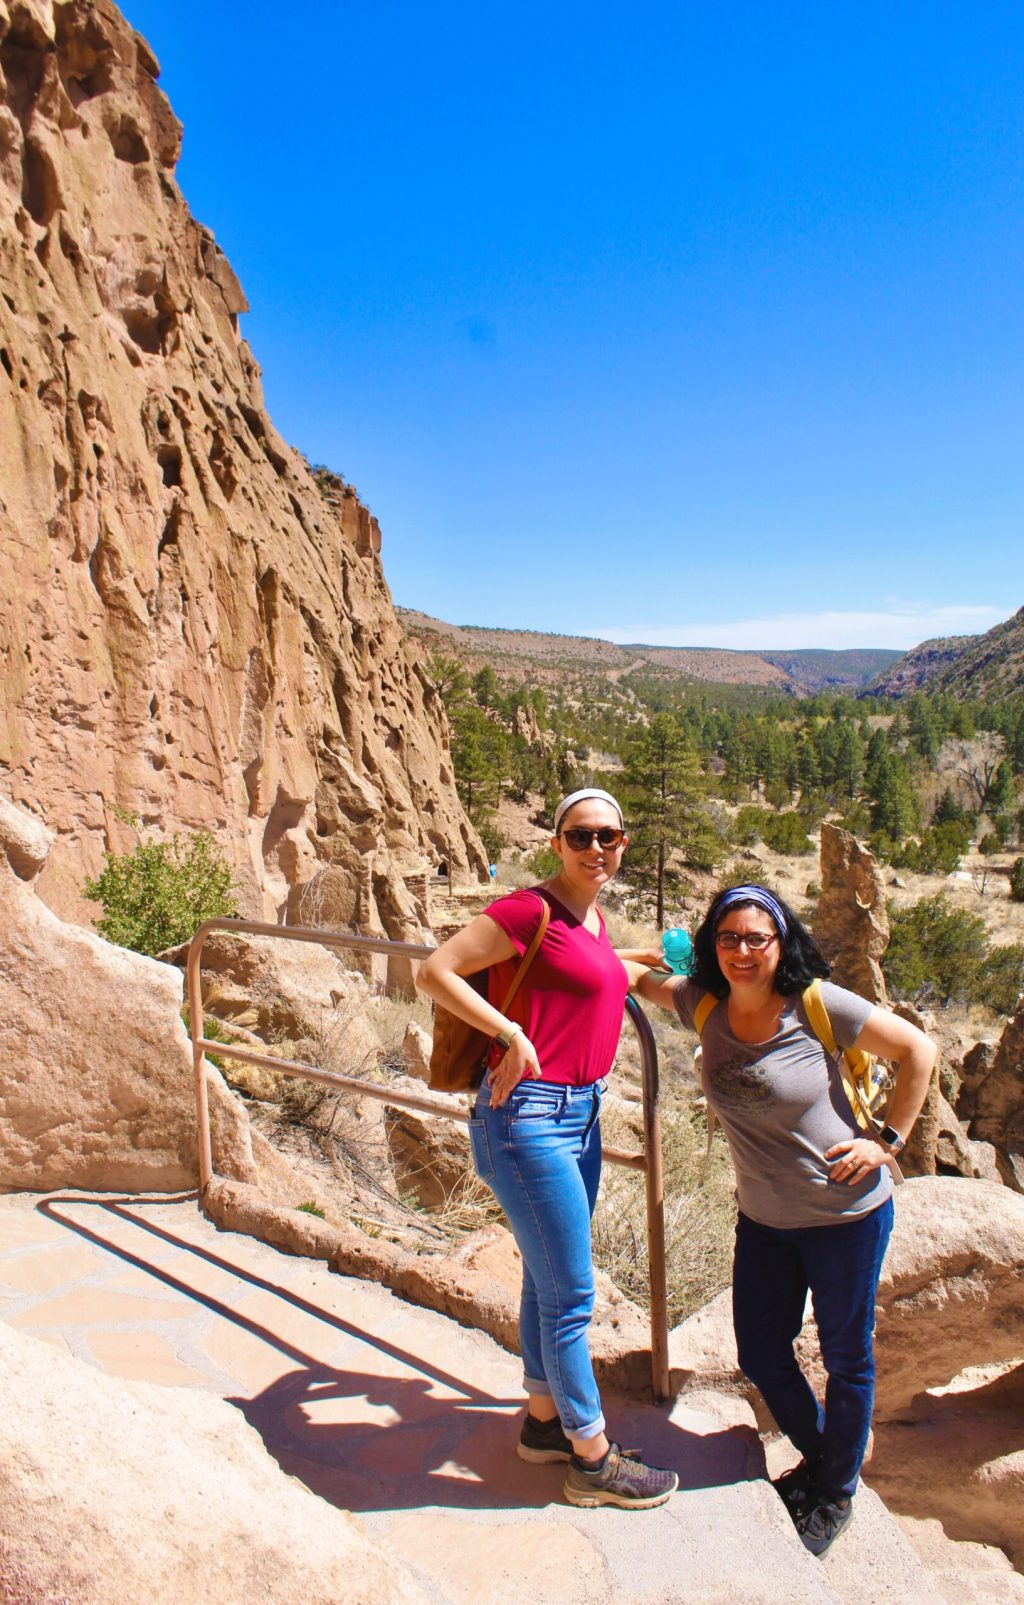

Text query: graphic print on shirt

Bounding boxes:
[708,1053,776,1110]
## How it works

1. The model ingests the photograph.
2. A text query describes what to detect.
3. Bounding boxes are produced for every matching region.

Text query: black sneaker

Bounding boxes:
[771,1458,819,1521]
[517,1413,573,1464]
[563,1443,678,1510]
[797,1495,854,1557]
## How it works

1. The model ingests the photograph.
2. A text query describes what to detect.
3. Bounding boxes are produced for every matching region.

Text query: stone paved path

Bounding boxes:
[1,1189,1017,1604]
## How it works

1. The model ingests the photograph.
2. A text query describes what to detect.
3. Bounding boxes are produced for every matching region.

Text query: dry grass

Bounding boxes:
[593,1099,736,1325]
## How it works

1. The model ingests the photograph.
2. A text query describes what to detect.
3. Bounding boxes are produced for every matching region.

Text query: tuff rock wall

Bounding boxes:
[0,0,485,934]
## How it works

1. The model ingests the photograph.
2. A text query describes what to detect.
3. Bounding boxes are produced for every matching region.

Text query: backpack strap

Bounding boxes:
[693,992,719,1038]
[802,980,902,1183]
[497,894,551,1016]
[801,977,837,1056]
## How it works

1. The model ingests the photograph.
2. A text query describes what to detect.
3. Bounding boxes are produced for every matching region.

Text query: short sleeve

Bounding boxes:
[483,888,547,955]
[820,982,875,1051]
[672,978,700,1030]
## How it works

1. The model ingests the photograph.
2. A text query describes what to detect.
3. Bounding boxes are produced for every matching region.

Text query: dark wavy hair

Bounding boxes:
[691,886,830,999]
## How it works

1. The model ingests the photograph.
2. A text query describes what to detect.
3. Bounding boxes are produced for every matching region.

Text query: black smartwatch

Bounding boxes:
[877,1125,905,1154]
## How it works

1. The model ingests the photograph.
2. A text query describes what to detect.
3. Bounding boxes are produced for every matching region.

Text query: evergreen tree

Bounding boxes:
[621,714,714,927]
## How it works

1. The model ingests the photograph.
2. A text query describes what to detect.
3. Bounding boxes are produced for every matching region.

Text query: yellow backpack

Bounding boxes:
[693,977,888,1141]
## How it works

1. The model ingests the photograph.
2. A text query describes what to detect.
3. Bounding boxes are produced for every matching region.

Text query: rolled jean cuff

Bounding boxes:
[523,1374,551,1396]
[565,1412,606,1440]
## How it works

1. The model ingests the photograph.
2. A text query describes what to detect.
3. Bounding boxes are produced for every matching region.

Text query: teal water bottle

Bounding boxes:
[661,927,694,975]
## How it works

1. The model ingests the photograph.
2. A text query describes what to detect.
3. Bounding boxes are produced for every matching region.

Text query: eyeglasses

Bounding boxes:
[715,930,778,951]
[559,827,626,851]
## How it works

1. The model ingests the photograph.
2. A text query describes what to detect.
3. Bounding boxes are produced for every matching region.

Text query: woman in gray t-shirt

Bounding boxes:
[627,884,935,1560]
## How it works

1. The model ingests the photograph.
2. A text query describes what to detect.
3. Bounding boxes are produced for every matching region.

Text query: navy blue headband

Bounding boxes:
[714,885,789,938]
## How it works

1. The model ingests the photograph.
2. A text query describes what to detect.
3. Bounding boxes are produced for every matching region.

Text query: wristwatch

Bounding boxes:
[494,1023,522,1051]
[877,1125,906,1154]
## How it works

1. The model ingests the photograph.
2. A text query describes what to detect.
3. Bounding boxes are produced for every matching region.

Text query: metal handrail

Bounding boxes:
[186,917,670,1398]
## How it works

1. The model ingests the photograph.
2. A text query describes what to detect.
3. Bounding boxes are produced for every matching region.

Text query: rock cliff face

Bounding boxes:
[868,606,1024,700]
[0,0,485,933]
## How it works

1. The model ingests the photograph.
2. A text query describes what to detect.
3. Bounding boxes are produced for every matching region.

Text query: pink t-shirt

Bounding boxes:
[483,887,629,1087]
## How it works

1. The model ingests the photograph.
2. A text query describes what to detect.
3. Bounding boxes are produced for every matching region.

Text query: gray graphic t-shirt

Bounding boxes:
[674,979,890,1230]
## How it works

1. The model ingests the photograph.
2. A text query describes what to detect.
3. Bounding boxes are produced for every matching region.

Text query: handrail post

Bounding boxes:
[185,917,671,1399]
[627,993,670,1400]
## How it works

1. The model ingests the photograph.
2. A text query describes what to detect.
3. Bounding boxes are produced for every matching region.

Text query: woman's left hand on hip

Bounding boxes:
[825,1136,890,1184]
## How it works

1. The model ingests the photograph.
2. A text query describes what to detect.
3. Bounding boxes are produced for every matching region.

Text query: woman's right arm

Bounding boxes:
[617,948,682,1012]
[416,913,543,1103]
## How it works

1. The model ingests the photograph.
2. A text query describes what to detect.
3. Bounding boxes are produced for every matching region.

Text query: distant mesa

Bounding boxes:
[397,609,903,695]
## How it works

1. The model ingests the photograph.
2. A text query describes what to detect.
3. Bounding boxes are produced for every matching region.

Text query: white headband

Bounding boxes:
[553,788,625,834]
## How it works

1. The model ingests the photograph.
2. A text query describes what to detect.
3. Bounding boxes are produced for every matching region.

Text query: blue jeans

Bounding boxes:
[470,1079,605,1439]
[732,1197,894,1502]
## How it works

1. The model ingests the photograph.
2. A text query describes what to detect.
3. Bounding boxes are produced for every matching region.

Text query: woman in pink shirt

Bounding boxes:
[417,788,677,1510]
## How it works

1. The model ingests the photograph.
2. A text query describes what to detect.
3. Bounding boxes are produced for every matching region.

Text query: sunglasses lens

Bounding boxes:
[563,827,624,850]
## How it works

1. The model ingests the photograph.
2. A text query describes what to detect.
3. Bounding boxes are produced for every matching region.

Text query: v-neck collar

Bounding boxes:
[540,886,605,942]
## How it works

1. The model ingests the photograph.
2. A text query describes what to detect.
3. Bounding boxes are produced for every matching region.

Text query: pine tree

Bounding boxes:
[621,714,715,927]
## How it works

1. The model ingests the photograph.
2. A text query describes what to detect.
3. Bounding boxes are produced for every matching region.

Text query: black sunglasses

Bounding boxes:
[559,826,626,851]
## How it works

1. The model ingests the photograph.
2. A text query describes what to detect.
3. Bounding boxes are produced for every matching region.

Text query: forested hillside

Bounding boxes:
[410,618,1024,1014]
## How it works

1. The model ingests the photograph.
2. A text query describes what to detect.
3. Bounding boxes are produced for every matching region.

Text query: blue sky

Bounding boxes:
[128,2,1021,650]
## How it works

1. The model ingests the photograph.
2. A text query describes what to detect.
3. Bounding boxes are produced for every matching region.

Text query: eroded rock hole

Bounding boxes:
[157,445,182,487]
[0,350,12,380]
[21,139,60,227]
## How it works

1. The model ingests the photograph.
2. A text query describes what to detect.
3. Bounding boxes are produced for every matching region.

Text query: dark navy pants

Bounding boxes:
[732,1197,894,1502]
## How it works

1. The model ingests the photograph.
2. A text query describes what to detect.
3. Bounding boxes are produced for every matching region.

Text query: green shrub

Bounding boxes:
[883,894,988,1006]
[296,1201,326,1218]
[760,811,814,855]
[1010,857,1024,903]
[977,945,1024,1015]
[731,806,766,846]
[474,814,507,862]
[527,844,561,879]
[84,814,237,957]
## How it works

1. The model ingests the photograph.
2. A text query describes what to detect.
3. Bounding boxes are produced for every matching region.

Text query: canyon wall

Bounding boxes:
[0,0,485,937]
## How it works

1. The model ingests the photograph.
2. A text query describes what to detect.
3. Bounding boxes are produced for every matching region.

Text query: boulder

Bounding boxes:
[0,795,253,1191]
[957,1012,1024,1192]
[383,1074,472,1207]
[402,1019,433,1081]
[814,823,889,1003]
[0,1323,426,1604]
[667,1178,1024,1425]
[870,1362,1024,1573]
[872,1178,1024,1414]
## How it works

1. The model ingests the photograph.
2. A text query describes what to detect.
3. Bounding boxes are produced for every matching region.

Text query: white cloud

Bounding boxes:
[587,604,1007,653]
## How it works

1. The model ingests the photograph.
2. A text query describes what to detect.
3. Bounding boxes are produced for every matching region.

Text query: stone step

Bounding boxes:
[0,1191,1014,1603]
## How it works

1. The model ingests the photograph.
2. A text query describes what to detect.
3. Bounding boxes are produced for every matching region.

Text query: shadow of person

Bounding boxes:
[234,1365,765,1515]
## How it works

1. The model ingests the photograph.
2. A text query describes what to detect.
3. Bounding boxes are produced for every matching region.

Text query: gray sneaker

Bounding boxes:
[797,1496,854,1557]
[563,1444,678,1509]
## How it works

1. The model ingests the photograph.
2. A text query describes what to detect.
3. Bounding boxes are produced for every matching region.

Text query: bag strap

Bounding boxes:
[496,894,551,1016]
[693,991,718,1038]
[803,981,903,1183]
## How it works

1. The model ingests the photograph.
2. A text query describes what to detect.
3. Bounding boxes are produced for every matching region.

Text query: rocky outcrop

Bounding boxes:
[0,793,254,1190]
[0,1321,426,1605]
[957,1014,1024,1192]
[0,0,484,937]
[814,823,889,1002]
[870,1362,1024,1573]
[669,1178,1024,1417]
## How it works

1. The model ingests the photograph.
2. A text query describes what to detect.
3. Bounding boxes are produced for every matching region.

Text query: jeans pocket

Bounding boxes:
[510,1094,560,1123]
[469,1117,495,1184]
